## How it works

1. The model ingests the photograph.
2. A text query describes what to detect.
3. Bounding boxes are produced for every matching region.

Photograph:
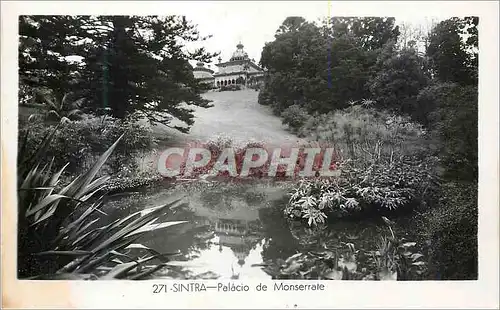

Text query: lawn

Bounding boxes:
[152,89,305,147]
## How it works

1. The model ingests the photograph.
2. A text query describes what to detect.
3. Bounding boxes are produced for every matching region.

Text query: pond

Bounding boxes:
[102,180,415,280]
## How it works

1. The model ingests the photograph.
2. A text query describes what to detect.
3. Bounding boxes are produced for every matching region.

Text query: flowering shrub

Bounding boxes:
[160,136,341,181]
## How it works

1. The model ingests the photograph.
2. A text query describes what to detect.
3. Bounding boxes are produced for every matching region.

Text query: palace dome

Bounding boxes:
[230,42,249,61]
[192,61,214,79]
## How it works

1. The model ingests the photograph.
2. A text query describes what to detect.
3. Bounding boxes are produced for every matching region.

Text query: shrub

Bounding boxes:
[17,126,187,279]
[298,105,428,161]
[219,84,242,92]
[19,116,157,175]
[415,83,477,181]
[177,136,270,180]
[367,44,430,119]
[285,156,438,226]
[415,82,457,126]
[281,104,309,133]
[417,182,478,279]
[428,84,477,181]
[257,84,273,106]
[167,136,340,181]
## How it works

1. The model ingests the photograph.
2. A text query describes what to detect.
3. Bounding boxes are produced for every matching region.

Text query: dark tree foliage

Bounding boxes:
[427,17,478,86]
[328,17,400,51]
[259,17,399,115]
[426,84,478,181]
[275,16,307,36]
[423,17,478,181]
[19,16,85,103]
[419,182,478,280]
[19,15,218,132]
[368,41,430,117]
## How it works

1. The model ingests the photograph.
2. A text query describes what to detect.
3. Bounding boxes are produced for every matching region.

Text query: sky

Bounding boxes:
[174,1,448,70]
[57,2,450,70]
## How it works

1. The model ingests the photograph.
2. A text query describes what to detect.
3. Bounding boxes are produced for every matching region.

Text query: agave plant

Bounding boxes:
[18,119,187,279]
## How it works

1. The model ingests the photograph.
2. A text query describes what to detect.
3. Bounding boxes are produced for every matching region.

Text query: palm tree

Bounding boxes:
[40,90,85,122]
[243,62,250,87]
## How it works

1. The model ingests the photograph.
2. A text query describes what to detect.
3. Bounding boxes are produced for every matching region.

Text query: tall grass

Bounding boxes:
[297,105,429,163]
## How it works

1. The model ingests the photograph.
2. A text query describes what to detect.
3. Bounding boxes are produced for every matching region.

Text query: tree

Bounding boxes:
[275,16,307,35]
[427,17,477,86]
[327,17,400,51]
[19,15,218,133]
[19,16,85,104]
[367,41,430,118]
[423,17,478,180]
[455,16,478,84]
[430,84,478,181]
[397,19,439,52]
[260,17,400,114]
[260,19,324,113]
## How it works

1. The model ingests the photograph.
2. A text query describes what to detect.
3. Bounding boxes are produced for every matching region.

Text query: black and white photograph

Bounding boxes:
[2,0,499,308]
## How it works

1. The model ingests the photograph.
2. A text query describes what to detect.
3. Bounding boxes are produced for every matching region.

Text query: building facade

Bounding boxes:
[193,42,265,89]
[192,61,215,85]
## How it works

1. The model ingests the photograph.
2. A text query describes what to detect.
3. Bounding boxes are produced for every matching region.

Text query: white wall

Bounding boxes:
[218,63,244,74]
[193,70,213,79]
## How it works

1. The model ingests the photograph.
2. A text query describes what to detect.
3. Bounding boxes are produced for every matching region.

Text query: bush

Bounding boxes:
[17,128,187,279]
[417,182,478,279]
[19,116,158,175]
[281,104,309,133]
[219,84,242,92]
[177,136,270,179]
[428,84,477,181]
[415,82,457,126]
[171,135,342,181]
[298,105,428,161]
[285,156,438,226]
[257,84,273,106]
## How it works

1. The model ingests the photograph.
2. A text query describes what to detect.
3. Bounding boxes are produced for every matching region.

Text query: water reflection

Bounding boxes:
[129,183,298,279]
[102,182,405,280]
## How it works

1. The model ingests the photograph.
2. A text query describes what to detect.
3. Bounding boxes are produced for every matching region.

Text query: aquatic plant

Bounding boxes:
[258,242,363,280]
[258,217,426,280]
[367,217,427,280]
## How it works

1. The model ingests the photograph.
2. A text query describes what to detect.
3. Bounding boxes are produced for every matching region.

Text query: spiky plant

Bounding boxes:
[18,119,187,279]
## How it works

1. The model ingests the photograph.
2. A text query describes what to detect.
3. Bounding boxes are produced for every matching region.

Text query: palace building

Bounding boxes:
[214,218,262,269]
[192,61,215,84]
[193,42,265,89]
